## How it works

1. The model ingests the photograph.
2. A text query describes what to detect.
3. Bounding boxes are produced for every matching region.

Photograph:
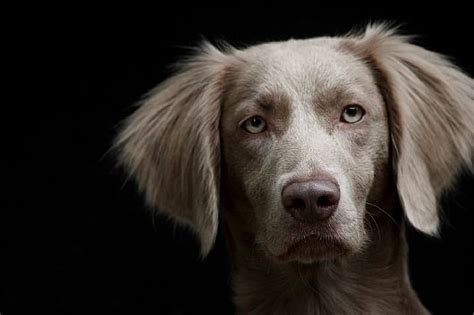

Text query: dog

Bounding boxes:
[115,24,474,314]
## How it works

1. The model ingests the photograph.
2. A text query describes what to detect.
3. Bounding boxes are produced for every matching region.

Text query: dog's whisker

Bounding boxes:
[366,202,400,228]
[366,212,382,243]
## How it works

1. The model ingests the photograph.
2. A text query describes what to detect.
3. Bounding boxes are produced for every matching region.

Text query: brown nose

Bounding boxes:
[282,180,340,222]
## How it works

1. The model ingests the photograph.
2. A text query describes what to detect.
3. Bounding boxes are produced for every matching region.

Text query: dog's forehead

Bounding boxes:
[236,37,374,95]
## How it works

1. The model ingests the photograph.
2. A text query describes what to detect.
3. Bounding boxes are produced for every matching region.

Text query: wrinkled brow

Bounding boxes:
[232,91,291,118]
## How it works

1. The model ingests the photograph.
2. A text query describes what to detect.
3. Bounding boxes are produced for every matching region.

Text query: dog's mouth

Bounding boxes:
[276,234,350,263]
[269,224,352,264]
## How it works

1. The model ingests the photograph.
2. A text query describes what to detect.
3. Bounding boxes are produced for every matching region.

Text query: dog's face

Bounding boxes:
[116,25,474,261]
[221,40,391,263]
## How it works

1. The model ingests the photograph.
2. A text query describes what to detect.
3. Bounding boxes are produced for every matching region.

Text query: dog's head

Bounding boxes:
[116,25,474,264]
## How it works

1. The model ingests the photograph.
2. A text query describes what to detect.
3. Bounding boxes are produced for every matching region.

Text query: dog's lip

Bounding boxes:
[275,233,349,262]
[286,221,338,242]
[270,223,349,262]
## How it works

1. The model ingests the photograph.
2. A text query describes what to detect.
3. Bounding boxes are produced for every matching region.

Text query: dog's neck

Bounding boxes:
[224,208,429,315]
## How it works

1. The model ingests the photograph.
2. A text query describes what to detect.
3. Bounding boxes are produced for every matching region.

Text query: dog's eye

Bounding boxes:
[242,116,267,133]
[341,105,365,123]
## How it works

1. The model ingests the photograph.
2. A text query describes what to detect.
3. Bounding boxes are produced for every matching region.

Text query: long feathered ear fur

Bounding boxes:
[345,24,474,235]
[115,43,234,256]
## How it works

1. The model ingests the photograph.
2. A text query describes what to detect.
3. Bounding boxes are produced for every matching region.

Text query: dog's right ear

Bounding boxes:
[114,43,236,257]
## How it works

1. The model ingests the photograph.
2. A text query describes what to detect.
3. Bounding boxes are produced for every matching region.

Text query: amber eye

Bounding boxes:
[242,116,267,133]
[341,105,365,123]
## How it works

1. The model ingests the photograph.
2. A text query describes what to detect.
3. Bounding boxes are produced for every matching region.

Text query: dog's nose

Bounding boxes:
[282,180,340,222]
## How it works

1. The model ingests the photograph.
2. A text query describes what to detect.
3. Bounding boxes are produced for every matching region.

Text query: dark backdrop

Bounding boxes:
[3,7,473,315]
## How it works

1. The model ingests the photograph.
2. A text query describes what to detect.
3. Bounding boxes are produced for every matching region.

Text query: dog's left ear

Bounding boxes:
[345,24,474,235]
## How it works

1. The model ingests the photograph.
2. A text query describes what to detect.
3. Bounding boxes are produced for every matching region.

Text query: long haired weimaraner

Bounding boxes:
[115,24,474,314]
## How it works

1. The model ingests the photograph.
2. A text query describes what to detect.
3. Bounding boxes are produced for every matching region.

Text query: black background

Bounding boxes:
[3,7,473,315]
